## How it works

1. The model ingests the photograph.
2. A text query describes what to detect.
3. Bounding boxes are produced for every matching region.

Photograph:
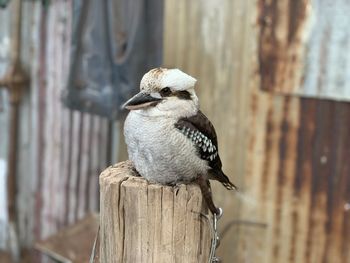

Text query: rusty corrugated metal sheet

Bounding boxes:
[0,4,10,250]
[164,0,350,262]
[33,0,110,241]
[0,1,111,252]
[237,94,350,263]
[258,0,308,93]
[296,99,350,263]
[258,0,350,102]
[163,0,256,261]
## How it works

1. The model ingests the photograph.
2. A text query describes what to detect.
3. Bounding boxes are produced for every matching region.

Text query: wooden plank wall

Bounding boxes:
[163,0,350,262]
[0,0,110,249]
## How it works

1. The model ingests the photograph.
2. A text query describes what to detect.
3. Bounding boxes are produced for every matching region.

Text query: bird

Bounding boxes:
[123,67,237,215]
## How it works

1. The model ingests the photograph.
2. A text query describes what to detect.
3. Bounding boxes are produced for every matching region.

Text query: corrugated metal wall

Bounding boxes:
[164,0,350,262]
[0,4,11,249]
[258,0,350,101]
[0,0,110,250]
[1,0,349,262]
[237,95,350,263]
[163,0,255,260]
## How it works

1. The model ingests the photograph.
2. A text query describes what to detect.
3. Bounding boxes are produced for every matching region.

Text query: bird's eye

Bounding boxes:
[160,87,172,97]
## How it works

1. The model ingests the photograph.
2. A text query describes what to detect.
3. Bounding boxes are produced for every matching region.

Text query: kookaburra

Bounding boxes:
[123,68,237,215]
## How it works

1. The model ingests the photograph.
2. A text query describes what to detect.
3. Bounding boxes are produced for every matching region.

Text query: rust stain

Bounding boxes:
[258,0,350,102]
[305,100,333,262]
[291,98,350,263]
[272,96,291,259]
[289,210,298,262]
[293,100,315,196]
[343,152,350,261]
[324,102,350,263]
[162,0,350,262]
[250,93,259,120]
[261,105,274,204]
[256,96,350,262]
[257,0,309,92]
[288,0,308,43]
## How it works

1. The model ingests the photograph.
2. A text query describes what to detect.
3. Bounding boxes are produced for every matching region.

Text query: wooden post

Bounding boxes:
[99,161,212,263]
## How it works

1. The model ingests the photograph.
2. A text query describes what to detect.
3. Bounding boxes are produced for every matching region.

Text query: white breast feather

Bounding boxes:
[124,112,209,184]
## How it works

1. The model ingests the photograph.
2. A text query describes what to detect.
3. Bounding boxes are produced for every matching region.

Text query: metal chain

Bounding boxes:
[208,208,223,263]
[89,226,100,263]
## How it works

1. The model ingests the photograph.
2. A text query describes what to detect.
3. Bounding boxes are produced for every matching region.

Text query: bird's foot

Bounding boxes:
[173,183,183,195]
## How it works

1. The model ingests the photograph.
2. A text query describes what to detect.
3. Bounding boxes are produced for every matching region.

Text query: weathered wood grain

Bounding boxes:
[99,161,212,263]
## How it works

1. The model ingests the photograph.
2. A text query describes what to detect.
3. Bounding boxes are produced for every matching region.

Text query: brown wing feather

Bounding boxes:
[175,110,237,190]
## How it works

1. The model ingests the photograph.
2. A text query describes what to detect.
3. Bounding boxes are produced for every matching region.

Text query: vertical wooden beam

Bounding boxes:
[99,161,212,263]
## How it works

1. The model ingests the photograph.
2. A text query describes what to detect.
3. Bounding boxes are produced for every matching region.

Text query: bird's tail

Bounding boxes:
[211,169,238,191]
[222,181,238,191]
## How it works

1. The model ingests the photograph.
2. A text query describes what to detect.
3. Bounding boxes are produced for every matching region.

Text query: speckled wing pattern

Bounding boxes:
[175,110,237,190]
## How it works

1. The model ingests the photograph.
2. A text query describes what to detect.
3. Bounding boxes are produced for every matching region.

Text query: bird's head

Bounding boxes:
[123,68,199,117]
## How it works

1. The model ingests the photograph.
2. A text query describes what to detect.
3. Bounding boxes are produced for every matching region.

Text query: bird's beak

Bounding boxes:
[122,92,162,110]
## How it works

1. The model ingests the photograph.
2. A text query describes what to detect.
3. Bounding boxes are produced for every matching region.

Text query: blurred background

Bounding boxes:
[0,0,349,262]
